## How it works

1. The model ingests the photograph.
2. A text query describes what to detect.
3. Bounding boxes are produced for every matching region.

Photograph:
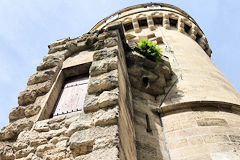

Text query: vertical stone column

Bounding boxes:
[190,25,197,40]
[147,15,155,31]
[132,18,140,33]
[178,18,185,33]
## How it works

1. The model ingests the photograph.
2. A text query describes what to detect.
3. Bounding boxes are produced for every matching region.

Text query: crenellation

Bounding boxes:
[163,13,170,29]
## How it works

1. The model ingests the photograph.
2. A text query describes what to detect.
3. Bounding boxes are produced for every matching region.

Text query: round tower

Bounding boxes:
[92,3,240,160]
[1,3,240,160]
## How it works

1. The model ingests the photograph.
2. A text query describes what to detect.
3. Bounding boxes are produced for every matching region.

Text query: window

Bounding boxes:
[184,23,191,34]
[153,17,163,26]
[169,18,178,28]
[50,74,89,117]
[138,19,148,28]
[123,22,134,32]
[196,33,202,43]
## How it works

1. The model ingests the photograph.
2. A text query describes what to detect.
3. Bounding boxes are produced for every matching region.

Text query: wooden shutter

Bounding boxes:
[51,74,89,117]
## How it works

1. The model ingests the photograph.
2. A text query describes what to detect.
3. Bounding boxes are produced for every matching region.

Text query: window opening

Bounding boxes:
[196,33,202,43]
[123,22,134,32]
[138,19,148,28]
[146,114,152,133]
[169,18,178,28]
[50,74,89,118]
[184,24,191,34]
[142,77,149,88]
[153,17,163,26]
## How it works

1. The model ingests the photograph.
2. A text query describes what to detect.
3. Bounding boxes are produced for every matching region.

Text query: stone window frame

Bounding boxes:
[123,18,134,32]
[37,62,91,120]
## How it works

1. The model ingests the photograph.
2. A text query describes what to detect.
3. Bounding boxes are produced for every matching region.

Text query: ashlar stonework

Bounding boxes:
[1,3,240,160]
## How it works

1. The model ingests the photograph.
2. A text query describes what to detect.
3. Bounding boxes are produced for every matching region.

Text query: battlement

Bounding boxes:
[91,3,212,56]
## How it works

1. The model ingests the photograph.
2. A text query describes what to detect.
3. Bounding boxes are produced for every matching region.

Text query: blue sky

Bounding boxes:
[0,0,240,129]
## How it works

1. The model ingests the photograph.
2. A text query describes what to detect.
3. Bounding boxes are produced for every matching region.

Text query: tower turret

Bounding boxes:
[0,3,240,160]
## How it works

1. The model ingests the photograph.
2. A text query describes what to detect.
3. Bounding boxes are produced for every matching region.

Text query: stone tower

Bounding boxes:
[1,3,240,160]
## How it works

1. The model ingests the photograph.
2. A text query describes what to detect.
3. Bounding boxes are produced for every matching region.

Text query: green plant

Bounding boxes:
[137,39,162,62]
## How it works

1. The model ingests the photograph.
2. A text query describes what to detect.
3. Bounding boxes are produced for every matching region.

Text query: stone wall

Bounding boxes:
[0,23,137,160]
[161,104,240,160]
[126,50,172,160]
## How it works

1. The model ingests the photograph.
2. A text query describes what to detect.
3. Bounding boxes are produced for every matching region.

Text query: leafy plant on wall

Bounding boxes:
[132,39,163,62]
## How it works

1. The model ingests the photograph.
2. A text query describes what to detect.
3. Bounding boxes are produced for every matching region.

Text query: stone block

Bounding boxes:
[229,135,240,142]
[65,115,92,137]
[90,56,118,76]
[93,48,118,61]
[188,136,203,145]
[34,120,50,132]
[48,44,67,54]
[13,142,28,150]
[0,118,34,140]
[15,147,35,159]
[38,128,65,140]
[104,37,118,48]
[197,118,228,126]
[26,80,53,96]
[9,106,25,121]
[203,135,229,143]
[18,89,37,106]
[75,146,119,160]
[30,138,48,147]
[168,138,188,150]
[93,106,119,126]
[69,125,118,156]
[84,88,119,112]
[24,105,41,117]
[36,143,55,153]
[0,145,15,160]
[88,69,118,94]
[48,38,70,49]
[28,69,56,85]
[37,57,61,71]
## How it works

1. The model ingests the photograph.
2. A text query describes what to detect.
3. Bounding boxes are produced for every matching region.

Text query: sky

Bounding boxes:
[0,0,240,129]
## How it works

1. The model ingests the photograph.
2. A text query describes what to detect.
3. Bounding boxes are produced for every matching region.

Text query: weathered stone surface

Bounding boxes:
[15,147,35,159]
[93,49,118,61]
[69,125,118,157]
[30,138,48,147]
[24,105,41,117]
[34,120,50,132]
[0,118,34,140]
[93,106,119,127]
[13,142,28,150]
[88,69,118,94]
[37,57,61,71]
[75,147,119,160]
[0,145,15,160]
[84,88,119,112]
[27,80,52,96]
[37,143,55,153]
[18,89,37,106]
[9,106,25,121]
[83,95,98,111]
[65,115,92,137]
[17,130,39,142]
[38,128,65,140]
[48,38,70,49]
[48,44,67,54]
[90,56,118,76]
[27,70,55,85]
[229,135,240,142]
[104,37,118,48]
[197,118,228,126]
